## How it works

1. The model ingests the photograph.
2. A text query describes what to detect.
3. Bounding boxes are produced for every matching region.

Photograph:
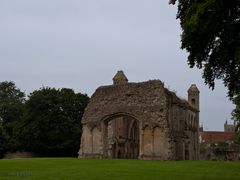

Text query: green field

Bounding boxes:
[0,158,240,180]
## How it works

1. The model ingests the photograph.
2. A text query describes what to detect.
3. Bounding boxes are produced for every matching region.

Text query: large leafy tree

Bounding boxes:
[0,81,25,155]
[170,0,240,141]
[170,0,240,98]
[18,87,89,156]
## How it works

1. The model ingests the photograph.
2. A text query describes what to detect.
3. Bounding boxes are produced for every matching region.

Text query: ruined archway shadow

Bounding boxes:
[102,112,140,159]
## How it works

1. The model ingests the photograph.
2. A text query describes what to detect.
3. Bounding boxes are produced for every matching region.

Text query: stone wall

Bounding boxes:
[82,80,168,127]
[3,152,36,159]
[200,143,240,161]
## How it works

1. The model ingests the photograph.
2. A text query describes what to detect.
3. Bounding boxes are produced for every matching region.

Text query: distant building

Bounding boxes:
[199,121,236,144]
[224,120,236,132]
[199,122,239,161]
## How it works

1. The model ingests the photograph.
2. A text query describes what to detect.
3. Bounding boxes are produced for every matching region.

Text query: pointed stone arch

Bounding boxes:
[153,127,169,159]
[142,126,152,158]
[101,112,140,159]
[92,127,102,154]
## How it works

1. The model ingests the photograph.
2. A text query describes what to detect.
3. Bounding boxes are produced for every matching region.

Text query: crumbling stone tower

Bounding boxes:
[188,84,200,110]
[79,71,200,160]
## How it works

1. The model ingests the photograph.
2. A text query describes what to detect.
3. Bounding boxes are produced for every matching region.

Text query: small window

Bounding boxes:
[191,98,196,105]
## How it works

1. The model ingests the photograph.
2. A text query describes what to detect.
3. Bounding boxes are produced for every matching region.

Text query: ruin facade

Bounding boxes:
[78,71,200,160]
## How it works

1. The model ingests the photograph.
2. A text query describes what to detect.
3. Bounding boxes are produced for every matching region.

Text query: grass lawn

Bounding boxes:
[0,158,240,180]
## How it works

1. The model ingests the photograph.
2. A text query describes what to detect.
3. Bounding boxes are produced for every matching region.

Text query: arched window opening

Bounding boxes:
[191,98,196,105]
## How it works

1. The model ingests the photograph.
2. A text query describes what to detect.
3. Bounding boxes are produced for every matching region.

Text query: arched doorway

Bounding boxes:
[102,113,139,159]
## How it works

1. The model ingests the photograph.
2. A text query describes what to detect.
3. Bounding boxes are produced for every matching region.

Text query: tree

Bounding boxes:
[18,87,89,156]
[170,0,240,98]
[0,81,25,125]
[0,121,8,158]
[0,81,25,155]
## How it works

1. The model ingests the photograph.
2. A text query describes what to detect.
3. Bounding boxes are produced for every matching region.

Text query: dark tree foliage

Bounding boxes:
[0,124,8,158]
[170,0,240,98]
[0,81,25,125]
[0,81,25,155]
[18,87,89,157]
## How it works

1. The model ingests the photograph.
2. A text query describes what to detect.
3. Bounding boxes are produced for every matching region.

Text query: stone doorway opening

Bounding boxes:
[103,115,139,159]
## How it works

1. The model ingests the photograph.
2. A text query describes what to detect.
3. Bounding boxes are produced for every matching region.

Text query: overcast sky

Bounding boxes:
[0,0,235,130]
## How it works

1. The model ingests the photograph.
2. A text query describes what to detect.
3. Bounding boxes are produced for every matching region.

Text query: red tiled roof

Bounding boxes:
[200,131,236,143]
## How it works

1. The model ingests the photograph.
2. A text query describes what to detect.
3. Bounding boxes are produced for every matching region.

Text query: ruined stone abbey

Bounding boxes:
[79,71,200,160]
